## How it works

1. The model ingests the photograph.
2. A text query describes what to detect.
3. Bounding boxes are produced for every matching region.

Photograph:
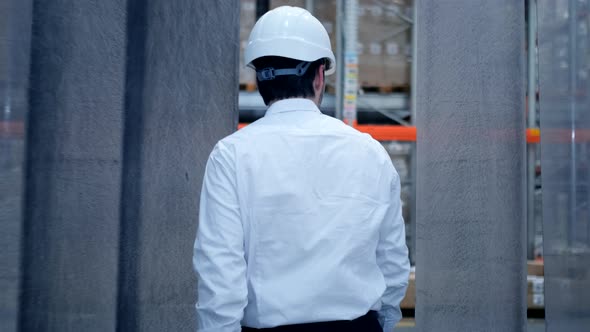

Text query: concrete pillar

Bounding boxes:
[18,1,127,331]
[17,1,239,331]
[415,1,527,331]
[0,1,32,331]
[115,1,239,331]
[537,0,590,330]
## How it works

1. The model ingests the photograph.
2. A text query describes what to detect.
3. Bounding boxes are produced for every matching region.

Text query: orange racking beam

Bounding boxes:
[0,121,25,138]
[355,125,417,141]
[526,128,540,144]
[0,121,542,144]
[238,123,542,144]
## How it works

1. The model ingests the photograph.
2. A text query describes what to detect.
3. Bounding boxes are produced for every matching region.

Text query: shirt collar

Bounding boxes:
[265,98,321,117]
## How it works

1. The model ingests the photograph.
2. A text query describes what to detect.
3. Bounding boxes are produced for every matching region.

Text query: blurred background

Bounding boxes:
[1,0,589,331]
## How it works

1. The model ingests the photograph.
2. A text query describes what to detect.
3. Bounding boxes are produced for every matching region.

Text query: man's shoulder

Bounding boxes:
[321,116,389,154]
[216,118,266,146]
[318,114,368,138]
[214,114,387,157]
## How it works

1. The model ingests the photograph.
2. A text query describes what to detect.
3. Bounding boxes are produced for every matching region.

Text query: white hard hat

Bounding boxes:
[244,6,336,75]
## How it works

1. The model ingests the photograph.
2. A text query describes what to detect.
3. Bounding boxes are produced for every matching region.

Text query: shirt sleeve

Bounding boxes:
[193,143,247,332]
[376,167,411,332]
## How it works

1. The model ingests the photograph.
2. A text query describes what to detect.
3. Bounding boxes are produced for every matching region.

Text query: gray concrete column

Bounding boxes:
[0,1,32,331]
[115,1,239,332]
[537,0,590,330]
[415,1,527,331]
[18,1,127,331]
[17,0,239,331]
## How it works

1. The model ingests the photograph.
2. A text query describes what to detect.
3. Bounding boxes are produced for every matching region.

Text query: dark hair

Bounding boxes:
[253,56,325,105]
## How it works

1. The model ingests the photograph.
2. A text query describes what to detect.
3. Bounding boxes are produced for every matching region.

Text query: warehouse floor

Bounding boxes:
[394,319,546,331]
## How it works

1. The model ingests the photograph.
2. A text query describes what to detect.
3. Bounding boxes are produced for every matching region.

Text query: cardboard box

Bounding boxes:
[527,276,544,309]
[357,0,411,87]
[242,0,413,88]
[312,0,411,87]
[528,293,545,309]
[527,260,544,276]
[400,271,415,309]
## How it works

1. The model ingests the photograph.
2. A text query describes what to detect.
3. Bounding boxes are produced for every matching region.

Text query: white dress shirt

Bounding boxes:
[194,98,410,332]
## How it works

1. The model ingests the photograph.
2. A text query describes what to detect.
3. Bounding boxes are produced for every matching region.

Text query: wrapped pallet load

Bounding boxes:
[357,0,411,91]
[240,0,412,92]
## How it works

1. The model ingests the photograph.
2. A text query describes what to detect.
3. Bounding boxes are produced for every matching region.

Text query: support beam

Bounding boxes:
[0,1,32,331]
[527,0,538,260]
[19,1,127,330]
[17,1,239,331]
[415,1,527,331]
[335,0,343,120]
[537,0,590,330]
[116,1,239,331]
[409,0,418,265]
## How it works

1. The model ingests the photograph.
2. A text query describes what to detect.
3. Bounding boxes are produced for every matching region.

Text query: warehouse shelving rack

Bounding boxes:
[238,0,544,267]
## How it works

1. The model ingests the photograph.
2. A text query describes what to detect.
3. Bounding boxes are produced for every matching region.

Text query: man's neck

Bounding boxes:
[268,97,319,107]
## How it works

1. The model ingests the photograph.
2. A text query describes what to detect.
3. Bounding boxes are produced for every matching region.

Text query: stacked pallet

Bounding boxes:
[382,141,411,223]
[354,0,412,91]
[400,268,415,309]
[239,0,412,92]
[527,260,544,310]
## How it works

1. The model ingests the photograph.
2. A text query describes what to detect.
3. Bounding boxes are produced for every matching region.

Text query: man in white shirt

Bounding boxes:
[193,6,410,332]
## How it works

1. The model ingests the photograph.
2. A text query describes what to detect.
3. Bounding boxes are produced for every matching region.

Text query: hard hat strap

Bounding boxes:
[256,61,312,81]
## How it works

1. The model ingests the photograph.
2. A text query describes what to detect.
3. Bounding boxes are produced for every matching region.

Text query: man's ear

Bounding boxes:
[313,64,325,93]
